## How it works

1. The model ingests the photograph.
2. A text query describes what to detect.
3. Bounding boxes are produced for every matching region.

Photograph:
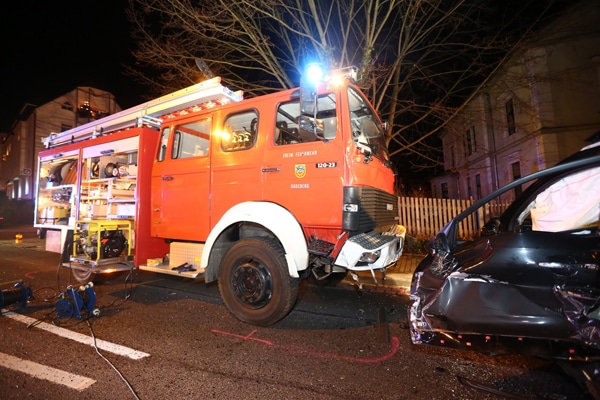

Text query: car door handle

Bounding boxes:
[538,262,569,269]
[538,261,582,276]
[539,261,598,270]
[162,176,174,181]
[262,167,280,173]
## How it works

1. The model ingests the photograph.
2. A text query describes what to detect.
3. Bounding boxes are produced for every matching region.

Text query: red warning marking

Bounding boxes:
[211,329,400,364]
[24,272,37,280]
[280,336,400,364]
[211,329,274,345]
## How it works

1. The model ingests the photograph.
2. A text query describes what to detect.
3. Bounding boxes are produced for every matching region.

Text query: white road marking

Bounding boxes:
[3,311,150,360]
[0,352,96,391]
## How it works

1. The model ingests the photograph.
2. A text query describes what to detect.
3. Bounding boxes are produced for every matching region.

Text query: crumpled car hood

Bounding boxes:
[410,234,600,360]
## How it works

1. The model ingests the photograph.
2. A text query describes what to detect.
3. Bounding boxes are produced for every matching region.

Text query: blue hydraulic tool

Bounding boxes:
[55,283,100,319]
[0,282,33,313]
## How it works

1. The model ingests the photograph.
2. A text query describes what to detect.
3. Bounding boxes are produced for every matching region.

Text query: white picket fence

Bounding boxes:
[398,197,510,240]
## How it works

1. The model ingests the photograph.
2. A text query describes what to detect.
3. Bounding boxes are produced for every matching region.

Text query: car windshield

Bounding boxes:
[347,86,390,164]
[439,152,600,250]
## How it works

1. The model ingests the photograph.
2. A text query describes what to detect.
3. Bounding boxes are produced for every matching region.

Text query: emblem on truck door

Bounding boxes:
[294,164,306,178]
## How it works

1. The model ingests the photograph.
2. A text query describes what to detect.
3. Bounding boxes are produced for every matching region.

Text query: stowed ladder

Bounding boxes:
[43,77,244,149]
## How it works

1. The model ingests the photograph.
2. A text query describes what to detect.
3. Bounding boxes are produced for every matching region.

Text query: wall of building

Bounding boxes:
[0,87,121,201]
[434,0,600,201]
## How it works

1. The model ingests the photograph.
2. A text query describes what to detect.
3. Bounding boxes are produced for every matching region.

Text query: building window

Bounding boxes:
[465,125,476,156]
[466,177,472,199]
[475,174,482,199]
[505,99,516,135]
[60,124,72,132]
[61,102,73,111]
[441,182,449,199]
[511,161,522,197]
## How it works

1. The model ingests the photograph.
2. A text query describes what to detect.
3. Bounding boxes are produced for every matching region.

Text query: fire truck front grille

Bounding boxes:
[342,186,398,234]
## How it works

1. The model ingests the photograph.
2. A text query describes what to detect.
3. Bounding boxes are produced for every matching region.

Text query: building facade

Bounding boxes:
[431,0,600,202]
[0,87,121,200]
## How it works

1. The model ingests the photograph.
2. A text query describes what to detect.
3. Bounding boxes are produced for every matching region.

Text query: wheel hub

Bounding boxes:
[232,261,272,308]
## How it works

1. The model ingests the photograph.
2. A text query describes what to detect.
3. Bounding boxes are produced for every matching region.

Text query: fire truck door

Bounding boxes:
[263,99,343,226]
[152,119,211,241]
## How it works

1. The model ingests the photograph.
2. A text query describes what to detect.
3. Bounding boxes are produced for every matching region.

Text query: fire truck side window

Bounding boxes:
[221,110,258,151]
[275,96,337,145]
[157,127,170,162]
[172,119,211,159]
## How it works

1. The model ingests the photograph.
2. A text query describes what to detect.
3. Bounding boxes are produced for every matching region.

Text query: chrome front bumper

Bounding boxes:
[334,225,405,271]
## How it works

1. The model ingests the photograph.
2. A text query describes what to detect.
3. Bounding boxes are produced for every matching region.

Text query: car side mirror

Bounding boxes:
[431,232,450,254]
[481,217,501,236]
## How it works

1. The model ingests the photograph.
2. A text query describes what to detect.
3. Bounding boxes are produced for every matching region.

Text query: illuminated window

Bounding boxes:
[221,110,258,151]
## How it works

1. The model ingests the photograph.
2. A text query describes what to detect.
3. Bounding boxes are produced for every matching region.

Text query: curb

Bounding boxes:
[341,272,413,296]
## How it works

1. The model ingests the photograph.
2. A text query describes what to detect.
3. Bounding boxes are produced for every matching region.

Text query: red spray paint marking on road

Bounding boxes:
[24,272,37,280]
[211,329,400,364]
[211,329,274,345]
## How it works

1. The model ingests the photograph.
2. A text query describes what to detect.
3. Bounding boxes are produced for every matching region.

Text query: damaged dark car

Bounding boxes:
[410,141,600,365]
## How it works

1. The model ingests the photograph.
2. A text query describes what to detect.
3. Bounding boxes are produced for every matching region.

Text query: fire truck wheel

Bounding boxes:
[218,237,298,326]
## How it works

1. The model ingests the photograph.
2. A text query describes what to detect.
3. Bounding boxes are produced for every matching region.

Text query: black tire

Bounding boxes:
[218,237,298,326]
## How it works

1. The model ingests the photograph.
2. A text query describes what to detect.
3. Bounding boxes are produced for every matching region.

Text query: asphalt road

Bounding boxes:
[0,232,589,399]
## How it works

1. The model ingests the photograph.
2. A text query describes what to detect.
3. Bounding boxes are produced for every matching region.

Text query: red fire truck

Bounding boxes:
[34,66,405,325]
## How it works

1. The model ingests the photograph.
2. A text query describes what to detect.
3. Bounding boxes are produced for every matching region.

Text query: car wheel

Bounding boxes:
[218,237,298,326]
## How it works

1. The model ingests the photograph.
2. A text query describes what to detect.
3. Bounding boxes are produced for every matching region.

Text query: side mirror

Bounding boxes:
[429,231,459,277]
[481,217,501,236]
[300,75,318,117]
[431,232,450,254]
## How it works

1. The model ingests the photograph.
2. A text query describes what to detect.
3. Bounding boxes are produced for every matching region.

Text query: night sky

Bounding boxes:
[0,0,146,133]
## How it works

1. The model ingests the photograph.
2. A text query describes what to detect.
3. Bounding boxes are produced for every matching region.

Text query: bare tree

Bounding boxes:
[126,0,566,176]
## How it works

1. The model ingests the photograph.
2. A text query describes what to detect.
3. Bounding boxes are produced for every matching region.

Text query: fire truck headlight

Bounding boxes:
[343,203,359,212]
[359,251,380,263]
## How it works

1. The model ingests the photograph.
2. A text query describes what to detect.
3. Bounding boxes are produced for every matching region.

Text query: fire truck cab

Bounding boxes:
[35,67,405,325]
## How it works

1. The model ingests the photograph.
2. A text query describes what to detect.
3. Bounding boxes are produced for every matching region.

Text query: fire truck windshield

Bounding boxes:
[347,86,390,164]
